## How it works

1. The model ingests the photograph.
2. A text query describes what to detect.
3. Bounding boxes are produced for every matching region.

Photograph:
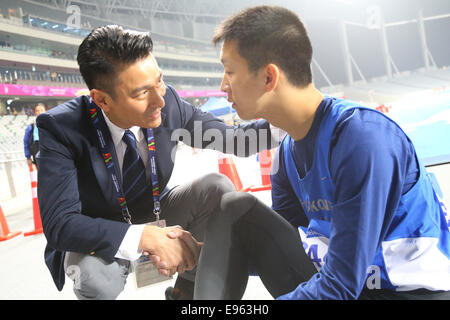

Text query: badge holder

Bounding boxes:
[133,208,173,289]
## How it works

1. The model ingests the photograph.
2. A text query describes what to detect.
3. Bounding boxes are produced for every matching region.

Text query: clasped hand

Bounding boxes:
[138,224,202,277]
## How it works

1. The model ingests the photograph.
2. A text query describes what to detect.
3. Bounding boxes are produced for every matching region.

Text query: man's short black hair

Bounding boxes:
[213,6,313,88]
[77,25,153,98]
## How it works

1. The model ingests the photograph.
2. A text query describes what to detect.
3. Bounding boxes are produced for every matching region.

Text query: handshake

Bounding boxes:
[138,224,203,277]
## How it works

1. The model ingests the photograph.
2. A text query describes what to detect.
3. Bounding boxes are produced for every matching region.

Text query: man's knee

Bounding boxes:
[207,191,257,226]
[190,173,235,209]
[219,192,258,220]
[73,276,125,300]
[65,253,128,300]
[199,172,235,194]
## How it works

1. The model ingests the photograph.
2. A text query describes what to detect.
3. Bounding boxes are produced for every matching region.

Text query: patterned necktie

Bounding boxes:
[122,129,147,204]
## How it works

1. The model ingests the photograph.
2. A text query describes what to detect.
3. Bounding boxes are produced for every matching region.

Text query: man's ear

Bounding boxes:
[90,89,111,112]
[264,64,280,92]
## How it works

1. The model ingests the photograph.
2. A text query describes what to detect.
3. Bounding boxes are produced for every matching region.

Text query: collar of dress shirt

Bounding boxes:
[101,109,144,147]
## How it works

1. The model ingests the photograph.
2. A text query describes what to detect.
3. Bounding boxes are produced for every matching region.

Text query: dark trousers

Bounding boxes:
[194,192,450,300]
[64,172,235,299]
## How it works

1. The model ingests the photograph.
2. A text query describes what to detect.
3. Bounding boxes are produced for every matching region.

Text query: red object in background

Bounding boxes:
[218,154,245,191]
[258,150,273,187]
[24,164,43,236]
[218,150,275,193]
[376,104,390,113]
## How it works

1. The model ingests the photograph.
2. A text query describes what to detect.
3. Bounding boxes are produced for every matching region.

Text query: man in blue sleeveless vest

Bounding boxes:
[193,6,450,299]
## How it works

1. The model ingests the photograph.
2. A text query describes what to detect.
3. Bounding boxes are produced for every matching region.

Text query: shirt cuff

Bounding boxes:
[114,224,145,261]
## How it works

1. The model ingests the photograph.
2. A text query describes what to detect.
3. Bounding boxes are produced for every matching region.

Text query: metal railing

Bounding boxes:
[0,151,27,198]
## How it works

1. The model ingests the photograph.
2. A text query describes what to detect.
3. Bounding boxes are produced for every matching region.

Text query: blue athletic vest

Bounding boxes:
[282,98,450,291]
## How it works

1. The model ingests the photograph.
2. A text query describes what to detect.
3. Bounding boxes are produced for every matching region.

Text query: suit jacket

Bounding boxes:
[36,85,274,290]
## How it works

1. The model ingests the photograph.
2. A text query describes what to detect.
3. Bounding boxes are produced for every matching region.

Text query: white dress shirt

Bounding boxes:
[101,111,284,261]
[102,110,147,261]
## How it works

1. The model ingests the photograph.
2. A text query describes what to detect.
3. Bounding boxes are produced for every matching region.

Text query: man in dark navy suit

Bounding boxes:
[36,25,276,300]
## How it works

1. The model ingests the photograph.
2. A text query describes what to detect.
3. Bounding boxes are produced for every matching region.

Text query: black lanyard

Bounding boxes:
[88,99,161,224]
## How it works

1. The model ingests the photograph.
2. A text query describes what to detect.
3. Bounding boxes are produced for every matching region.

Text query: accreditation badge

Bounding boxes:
[134,219,173,288]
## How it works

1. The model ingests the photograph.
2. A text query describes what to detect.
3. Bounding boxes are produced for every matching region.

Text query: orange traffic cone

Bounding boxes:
[258,150,273,187]
[0,205,22,242]
[217,153,245,191]
[24,164,43,236]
